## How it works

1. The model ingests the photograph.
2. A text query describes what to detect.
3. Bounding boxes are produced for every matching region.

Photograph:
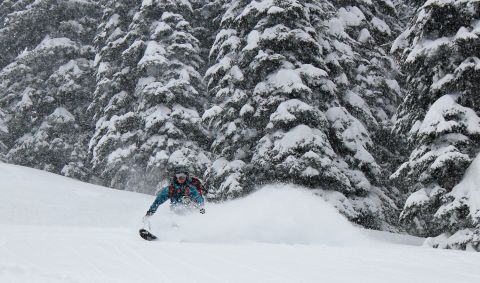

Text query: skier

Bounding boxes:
[144,166,205,219]
[139,166,206,240]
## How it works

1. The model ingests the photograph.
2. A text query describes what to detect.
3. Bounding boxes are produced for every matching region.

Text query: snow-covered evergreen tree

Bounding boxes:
[392,0,480,250]
[320,0,405,228]
[203,0,401,229]
[327,0,402,142]
[0,0,55,68]
[0,0,100,180]
[133,0,211,191]
[191,0,228,75]
[204,0,335,199]
[87,0,142,188]
[89,0,211,192]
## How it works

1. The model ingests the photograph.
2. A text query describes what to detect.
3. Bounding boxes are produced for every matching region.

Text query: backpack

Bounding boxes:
[169,176,205,199]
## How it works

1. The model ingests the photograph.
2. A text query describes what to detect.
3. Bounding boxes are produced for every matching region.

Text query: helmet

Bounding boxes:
[173,165,189,175]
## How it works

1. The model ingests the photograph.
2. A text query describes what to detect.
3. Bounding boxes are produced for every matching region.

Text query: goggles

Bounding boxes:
[175,173,187,179]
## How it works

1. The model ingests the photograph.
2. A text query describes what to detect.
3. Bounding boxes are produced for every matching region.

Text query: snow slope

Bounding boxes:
[1,163,480,283]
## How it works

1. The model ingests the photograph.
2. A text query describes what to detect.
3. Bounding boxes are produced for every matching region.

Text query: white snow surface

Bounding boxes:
[1,163,480,282]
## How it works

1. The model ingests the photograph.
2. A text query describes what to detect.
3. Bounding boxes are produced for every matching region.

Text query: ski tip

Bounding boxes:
[139,229,158,241]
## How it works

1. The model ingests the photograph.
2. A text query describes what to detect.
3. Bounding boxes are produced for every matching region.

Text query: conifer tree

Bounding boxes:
[204,0,335,199]
[203,0,400,230]
[87,0,142,188]
[133,0,211,190]
[89,0,210,192]
[320,0,405,228]
[0,0,100,180]
[392,0,480,250]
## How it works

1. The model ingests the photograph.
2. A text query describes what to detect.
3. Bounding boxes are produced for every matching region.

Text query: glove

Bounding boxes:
[146,210,154,217]
[199,208,205,214]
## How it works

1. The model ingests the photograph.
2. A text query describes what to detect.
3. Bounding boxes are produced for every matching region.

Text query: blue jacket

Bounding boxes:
[148,177,204,214]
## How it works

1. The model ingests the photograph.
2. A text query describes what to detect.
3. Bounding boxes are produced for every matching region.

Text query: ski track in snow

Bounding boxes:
[1,163,480,283]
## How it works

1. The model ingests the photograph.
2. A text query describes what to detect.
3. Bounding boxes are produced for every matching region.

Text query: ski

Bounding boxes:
[139,228,157,241]
[139,217,157,241]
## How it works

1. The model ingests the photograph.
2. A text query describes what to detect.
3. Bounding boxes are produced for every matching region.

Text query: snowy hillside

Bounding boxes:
[1,163,480,283]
